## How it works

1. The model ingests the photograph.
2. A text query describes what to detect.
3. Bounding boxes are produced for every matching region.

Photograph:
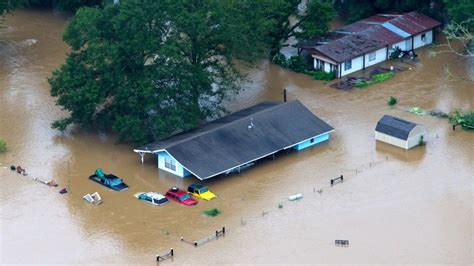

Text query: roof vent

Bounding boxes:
[248,118,255,130]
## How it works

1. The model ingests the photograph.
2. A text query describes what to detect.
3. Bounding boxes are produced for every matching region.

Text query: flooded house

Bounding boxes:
[134,100,334,180]
[375,115,427,150]
[297,12,441,78]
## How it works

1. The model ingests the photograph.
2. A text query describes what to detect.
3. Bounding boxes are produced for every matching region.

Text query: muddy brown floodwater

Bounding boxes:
[1,9,473,265]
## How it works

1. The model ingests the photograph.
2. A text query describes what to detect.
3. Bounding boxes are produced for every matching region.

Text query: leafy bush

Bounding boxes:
[409,107,425,115]
[387,96,397,106]
[287,55,309,73]
[389,47,402,59]
[355,72,394,88]
[0,139,6,153]
[449,110,474,129]
[204,208,221,217]
[272,53,287,67]
[373,72,394,82]
[309,70,336,81]
[354,80,372,87]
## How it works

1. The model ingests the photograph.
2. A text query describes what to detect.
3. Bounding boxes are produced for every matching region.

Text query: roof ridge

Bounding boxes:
[154,101,295,151]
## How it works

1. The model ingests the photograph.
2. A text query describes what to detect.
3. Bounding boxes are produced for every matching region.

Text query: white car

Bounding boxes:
[134,192,168,206]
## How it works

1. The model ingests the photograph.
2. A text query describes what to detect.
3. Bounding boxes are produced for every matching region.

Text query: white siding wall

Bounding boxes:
[365,47,388,68]
[413,30,433,49]
[375,131,408,149]
[324,62,331,72]
[389,40,407,54]
[406,125,428,149]
[157,151,190,177]
[340,55,364,76]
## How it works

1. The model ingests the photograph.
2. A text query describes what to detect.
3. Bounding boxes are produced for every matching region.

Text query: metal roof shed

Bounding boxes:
[375,115,427,149]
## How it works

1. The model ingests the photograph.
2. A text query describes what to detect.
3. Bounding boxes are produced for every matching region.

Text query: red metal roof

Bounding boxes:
[337,22,374,33]
[362,14,400,24]
[387,12,441,35]
[315,25,403,63]
[302,12,441,63]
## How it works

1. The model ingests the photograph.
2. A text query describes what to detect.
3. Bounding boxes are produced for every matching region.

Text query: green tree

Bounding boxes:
[1,0,27,16]
[260,0,335,58]
[444,0,474,28]
[49,0,267,144]
[335,0,445,23]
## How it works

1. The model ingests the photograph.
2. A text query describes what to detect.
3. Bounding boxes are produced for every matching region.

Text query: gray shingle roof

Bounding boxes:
[375,115,417,140]
[136,100,334,180]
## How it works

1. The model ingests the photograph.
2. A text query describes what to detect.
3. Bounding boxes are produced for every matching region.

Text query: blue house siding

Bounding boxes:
[292,133,330,151]
[157,151,191,178]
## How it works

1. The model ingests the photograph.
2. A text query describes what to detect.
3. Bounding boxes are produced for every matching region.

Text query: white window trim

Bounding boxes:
[165,156,176,171]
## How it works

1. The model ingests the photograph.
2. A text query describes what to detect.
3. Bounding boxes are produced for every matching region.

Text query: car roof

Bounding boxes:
[168,188,186,196]
[189,183,206,189]
[144,192,165,199]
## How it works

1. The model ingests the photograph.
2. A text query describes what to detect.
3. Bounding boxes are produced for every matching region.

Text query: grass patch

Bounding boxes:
[355,72,394,88]
[0,139,6,153]
[204,208,221,217]
[387,96,397,106]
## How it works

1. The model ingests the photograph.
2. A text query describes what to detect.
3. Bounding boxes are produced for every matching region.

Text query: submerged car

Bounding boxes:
[187,183,216,201]
[165,187,198,206]
[89,168,129,191]
[135,192,168,206]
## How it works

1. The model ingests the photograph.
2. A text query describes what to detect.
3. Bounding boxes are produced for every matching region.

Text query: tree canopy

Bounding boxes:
[1,0,27,16]
[255,0,335,58]
[49,0,268,144]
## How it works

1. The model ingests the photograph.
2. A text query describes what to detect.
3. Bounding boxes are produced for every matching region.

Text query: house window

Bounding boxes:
[310,138,314,143]
[421,33,426,42]
[369,52,376,62]
[344,60,352,71]
[317,60,325,70]
[164,156,176,171]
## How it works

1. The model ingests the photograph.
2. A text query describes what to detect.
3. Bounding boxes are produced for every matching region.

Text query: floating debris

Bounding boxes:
[33,177,58,187]
[335,239,350,246]
[83,192,102,204]
[288,193,303,201]
[59,188,68,194]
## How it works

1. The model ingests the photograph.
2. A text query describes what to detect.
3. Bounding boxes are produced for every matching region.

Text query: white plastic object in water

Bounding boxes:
[288,193,303,201]
[83,194,94,203]
[91,192,102,202]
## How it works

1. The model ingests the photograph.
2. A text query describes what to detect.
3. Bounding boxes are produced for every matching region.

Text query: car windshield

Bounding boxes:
[108,178,123,186]
[199,187,208,193]
[179,194,191,201]
[155,198,167,204]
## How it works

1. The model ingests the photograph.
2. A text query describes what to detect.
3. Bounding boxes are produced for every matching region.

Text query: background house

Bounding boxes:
[375,115,427,149]
[134,100,334,180]
[297,12,441,78]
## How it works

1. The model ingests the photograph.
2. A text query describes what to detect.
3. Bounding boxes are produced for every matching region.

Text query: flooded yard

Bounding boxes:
[1,9,473,264]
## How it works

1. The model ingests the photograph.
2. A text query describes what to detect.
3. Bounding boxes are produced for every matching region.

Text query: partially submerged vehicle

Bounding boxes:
[165,187,198,206]
[89,168,128,191]
[135,192,168,206]
[187,183,216,201]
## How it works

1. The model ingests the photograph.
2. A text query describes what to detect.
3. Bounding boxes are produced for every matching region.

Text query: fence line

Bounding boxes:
[156,248,174,261]
[181,227,226,247]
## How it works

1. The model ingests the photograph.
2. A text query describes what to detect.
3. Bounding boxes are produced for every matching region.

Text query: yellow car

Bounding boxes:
[187,183,216,201]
